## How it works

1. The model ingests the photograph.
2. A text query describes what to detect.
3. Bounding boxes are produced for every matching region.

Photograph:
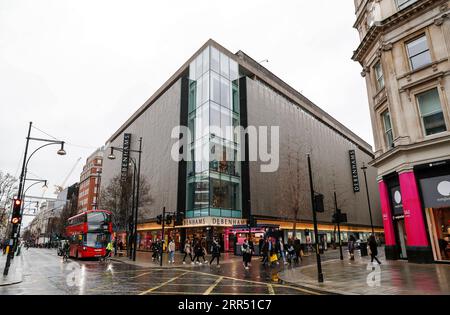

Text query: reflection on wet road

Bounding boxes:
[0,249,321,295]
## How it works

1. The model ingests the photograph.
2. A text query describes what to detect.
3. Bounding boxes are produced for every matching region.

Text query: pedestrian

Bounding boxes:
[168,238,175,264]
[242,239,252,270]
[258,238,264,258]
[183,238,193,264]
[209,238,221,267]
[105,240,113,259]
[293,237,301,263]
[348,235,356,260]
[201,240,208,263]
[278,237,287,265]
[152,239,160,262]
[193,240,203,264]
[247,236,254,266]
[368,235,381,264]
[261,239,269,266]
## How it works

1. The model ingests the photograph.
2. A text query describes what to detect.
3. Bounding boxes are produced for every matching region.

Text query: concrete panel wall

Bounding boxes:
[246,78,382,227]
[101,79,182,221]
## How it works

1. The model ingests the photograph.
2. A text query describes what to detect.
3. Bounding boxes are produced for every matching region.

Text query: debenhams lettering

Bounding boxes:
[183,217,247,227]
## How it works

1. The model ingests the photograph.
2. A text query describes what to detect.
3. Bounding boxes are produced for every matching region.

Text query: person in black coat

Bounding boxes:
[368,235,381,264]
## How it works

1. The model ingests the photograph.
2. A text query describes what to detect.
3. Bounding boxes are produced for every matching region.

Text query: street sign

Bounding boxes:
[349,150,361,192]
[121,133,132,181]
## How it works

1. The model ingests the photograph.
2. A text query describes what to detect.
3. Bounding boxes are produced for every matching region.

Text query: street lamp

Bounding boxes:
[361,162,375,235]
[3,122,66,276]
[107,137,142,262]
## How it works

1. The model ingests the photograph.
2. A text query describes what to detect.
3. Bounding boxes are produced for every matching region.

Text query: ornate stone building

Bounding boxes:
[353,0,450,263]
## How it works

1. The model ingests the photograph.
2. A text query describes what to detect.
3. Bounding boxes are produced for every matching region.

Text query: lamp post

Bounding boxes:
[107,137,142,261]
[4,122,66,276]
[361,163,375,235]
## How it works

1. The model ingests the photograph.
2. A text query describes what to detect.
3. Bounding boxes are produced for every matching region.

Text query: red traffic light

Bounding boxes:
[11,217,20,224]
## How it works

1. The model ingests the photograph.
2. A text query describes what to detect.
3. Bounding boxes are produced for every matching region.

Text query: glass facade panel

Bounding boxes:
[211,47,220,73]
[211,71,221,104]
[221,77,231,109]
[220,52,230,79]
[187,46,242,218]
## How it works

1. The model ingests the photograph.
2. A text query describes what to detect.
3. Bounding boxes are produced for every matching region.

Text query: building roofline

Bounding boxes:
[105,39,374,156]
[352,0,445,63]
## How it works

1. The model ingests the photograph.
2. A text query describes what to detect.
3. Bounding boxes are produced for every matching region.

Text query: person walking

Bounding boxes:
[168,239,175,264]
[193,240,203,264]
[348,235,356,260]
[368,235,381,264]
[261,239,269,266]
[209,238,221,267]
[278,237,287,265]
[242,239,252,270]
[183,238,193,264]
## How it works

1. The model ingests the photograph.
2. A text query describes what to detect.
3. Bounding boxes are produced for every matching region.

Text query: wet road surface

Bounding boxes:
[0,248,323,295]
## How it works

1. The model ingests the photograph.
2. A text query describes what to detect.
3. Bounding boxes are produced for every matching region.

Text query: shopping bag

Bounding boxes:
[269,254,278,263]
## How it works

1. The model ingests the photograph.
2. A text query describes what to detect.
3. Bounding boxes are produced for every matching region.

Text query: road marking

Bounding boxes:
[267,284,275,295]
[173,268,322,295]
[139,271,189,295]
[203,276,223,295]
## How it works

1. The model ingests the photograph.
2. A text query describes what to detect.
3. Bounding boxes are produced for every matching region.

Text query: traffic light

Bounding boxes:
[165,215,172,225]
[11,198,22,225]
[314,193,324,213]
[156,215,162,225]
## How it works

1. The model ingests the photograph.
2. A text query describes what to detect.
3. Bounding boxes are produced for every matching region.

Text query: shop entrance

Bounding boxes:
[426,207,450,262]
[394,219,408,259]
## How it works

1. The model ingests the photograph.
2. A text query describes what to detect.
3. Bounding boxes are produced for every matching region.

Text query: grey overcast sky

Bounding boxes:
[0,0,370,214]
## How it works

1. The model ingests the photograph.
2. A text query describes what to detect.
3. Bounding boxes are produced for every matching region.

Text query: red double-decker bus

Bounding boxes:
[66,210,113,259]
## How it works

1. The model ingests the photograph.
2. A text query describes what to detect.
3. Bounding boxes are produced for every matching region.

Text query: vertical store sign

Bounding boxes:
[121,133,132,181]
[349,150,360,192]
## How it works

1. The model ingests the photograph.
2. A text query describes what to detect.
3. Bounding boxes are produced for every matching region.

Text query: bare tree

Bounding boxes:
[0,172,18,238]
[99,174,153,232]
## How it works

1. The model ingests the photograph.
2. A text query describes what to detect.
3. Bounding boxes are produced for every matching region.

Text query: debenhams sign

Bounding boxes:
[183,217,247,227]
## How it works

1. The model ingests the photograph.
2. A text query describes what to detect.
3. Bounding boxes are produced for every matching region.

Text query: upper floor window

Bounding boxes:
[406,35,432,70]
[397,0,418,10]
[417,88,447,136]
[374,62,384,90]
[382,110,394,149]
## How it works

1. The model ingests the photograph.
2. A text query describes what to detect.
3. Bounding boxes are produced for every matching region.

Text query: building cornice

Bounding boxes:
[352,0,446,63]
[369,133,450,168]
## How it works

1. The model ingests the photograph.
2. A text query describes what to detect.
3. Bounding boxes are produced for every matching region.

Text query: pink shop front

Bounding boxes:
[378,160,450,263]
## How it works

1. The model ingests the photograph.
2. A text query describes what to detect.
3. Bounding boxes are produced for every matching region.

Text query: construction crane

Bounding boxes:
[54,157,82,194]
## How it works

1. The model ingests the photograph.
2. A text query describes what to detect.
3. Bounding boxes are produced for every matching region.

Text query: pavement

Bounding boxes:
[0,252,24,286]
[0,247,325,295]
[278,248,450,295]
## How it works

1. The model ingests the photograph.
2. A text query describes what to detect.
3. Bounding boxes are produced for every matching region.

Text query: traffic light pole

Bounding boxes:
[160,207,166,267]
[334,191,343,261]
[4,122,32,276]
[307,154,324,283]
